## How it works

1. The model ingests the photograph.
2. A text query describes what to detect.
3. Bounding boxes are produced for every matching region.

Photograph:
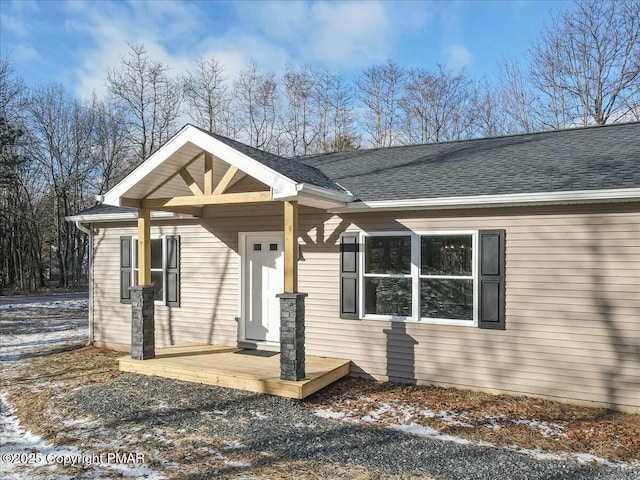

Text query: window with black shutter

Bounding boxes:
[339,229,506,329]
[478,230,506,329]
[339,233,359,319]
[120,236,132,304]
[120,235,181,307]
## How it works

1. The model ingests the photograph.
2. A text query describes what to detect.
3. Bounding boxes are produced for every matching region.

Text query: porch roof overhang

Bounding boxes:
[102,125,354,214]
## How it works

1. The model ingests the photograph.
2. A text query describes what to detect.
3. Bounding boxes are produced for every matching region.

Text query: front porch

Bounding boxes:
[119,343,351,399]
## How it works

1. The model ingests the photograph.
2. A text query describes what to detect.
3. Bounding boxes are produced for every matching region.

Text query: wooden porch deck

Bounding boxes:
[118,344,351,399]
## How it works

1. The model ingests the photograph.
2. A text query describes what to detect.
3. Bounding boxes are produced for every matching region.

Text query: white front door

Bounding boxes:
[243,233,284,343]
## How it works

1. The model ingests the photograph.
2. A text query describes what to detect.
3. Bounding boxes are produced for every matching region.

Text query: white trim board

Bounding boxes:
[330,188,640,212]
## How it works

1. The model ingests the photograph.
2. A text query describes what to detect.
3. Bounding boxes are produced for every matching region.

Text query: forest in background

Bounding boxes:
[1,0,638,291]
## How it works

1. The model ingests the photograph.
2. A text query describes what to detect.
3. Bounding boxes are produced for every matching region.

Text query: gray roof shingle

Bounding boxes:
[298,122,640,202]
[73,204,137,216]
[197,128,346,193]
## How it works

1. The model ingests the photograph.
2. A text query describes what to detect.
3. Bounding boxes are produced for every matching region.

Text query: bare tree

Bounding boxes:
[313,71,360,153]
[358,60,405,147]
[470,78,510,138]
[183,57,231,134]
[496,60,538,133]
[280,65,318,156]
[107,43,182,161]
[234,62,280,152]
[26,85,96,287]
[400,65,472,144]
[0,58,45,290]
[89,96,132,194]
[528,0,640,127]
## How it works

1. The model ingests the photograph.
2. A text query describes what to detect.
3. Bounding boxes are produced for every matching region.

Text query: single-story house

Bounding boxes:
[67,122,640,411]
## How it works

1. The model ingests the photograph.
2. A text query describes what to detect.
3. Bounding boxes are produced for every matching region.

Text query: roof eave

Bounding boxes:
[328,188,640,213]
[272,183,354,209]
[65,211,195,223]
[102,125,300,206]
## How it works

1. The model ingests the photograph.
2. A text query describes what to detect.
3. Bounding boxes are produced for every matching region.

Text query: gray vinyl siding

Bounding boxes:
[91,202,640,410]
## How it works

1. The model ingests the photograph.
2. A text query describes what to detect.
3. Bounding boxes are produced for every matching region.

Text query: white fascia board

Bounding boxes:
[272,183,354,204]
[65,211,194,223]
[103,125,191,205]
[329,188,640,213]
[103,125,298,205]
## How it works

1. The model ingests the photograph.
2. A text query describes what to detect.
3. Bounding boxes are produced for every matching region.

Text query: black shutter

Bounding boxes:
[340,233,359,319]
[120,236,132,304]
[478,229,506,329]
[166,235,180,307]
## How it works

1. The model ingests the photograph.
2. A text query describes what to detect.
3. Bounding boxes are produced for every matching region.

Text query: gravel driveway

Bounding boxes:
[70,374,639,480]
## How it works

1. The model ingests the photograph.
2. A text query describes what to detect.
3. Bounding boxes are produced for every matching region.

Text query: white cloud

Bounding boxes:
[17,0,430,100]
[221,0,413,70]
[69,1,205,99]
[308,1,391,67]
[444,44,472,70]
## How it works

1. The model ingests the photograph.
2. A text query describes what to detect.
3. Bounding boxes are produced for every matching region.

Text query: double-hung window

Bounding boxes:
[340,229,504,328]
[420,234,474,322]
[133,237,165,302]
[363,235,412,317]
[120,235,180,306]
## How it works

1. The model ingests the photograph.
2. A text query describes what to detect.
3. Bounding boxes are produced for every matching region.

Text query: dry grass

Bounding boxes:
[307,378,640,464]
[2,347,638,479]
[2,347,121,445]
[3,347,428,479]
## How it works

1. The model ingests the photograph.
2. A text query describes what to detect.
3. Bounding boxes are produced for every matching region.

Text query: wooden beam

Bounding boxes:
[204,152,214,195]
[284,201,298,293]
[121,197,141,208]
[148,206,203,217]
[213,166,239,195]
[144,151,204,199]
[178,167,204,196]
[119,198,201,216]
[142,191,272,208]
[137,208,151,286]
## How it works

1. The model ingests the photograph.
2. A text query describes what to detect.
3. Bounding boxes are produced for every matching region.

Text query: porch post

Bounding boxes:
[131,207,155,360]
[279,201,306,381]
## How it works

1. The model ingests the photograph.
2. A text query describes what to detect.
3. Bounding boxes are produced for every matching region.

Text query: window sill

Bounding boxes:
[361,314,477,327]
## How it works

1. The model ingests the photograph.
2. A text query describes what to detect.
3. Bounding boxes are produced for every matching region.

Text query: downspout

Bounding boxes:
[75,220,94,346]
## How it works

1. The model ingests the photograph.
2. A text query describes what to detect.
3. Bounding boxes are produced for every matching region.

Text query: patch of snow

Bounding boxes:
[0,393,164,479]
[512,418,567,438]
[0,300,88,310]
[222,440,246,450]
[249,411,269,420]
[484,415,506,430]
[199,446,251,468]
[390,422,472,445]
[362,402,392,423]
[313,408,346,420]
[503,444,633,468]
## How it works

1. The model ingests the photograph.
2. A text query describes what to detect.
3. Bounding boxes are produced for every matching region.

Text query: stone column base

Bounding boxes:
[277,292,307,381]
[131,285,155,360]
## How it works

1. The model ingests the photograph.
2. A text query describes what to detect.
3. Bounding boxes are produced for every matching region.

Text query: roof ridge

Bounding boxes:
[295,121,640,159]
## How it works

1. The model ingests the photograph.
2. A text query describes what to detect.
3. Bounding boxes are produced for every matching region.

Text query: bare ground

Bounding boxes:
[1,347,638,479]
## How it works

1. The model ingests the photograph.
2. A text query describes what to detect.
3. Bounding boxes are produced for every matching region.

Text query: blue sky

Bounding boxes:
[1,0,574,99]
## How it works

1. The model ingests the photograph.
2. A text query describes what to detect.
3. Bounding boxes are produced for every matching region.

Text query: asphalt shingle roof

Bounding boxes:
[298,122,640,202]
[199,128,346,193]
[75,123,640,219]
[73,204,137,216]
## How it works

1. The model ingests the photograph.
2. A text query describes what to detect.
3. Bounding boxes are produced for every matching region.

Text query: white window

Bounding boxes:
[132,237,165,303]
[362,234,412,318]
[420,234,475,322]
[360,231,477,325]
